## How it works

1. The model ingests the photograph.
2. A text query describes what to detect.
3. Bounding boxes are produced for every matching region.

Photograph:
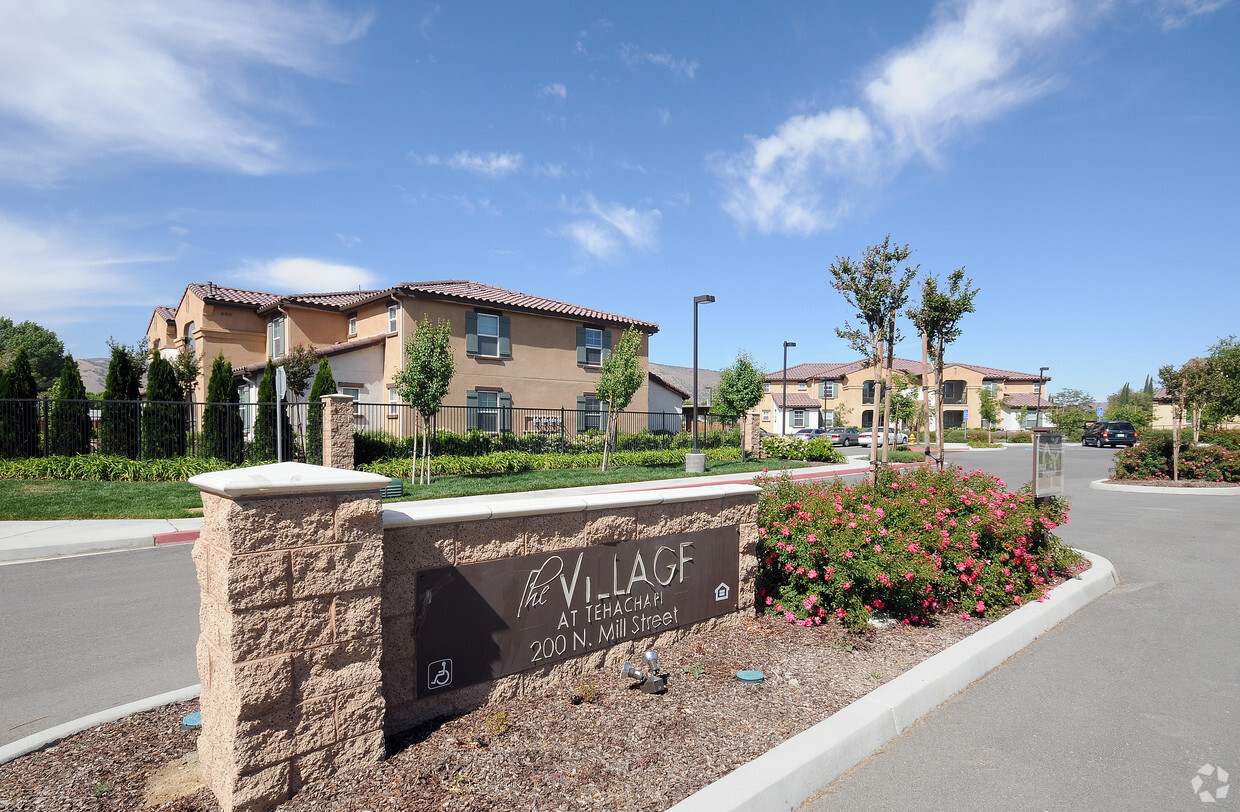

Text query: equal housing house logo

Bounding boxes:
[1193,764,1230,804]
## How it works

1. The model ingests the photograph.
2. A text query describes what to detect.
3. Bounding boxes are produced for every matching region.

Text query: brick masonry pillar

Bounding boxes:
[189,462,392,812]
[321,394,355,470]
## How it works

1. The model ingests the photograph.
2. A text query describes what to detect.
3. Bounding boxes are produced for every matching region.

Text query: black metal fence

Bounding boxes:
[0,397,741,462]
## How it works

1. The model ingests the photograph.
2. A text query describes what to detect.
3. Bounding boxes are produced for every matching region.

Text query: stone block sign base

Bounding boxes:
[321,394,357,470]
[189,462,392,812]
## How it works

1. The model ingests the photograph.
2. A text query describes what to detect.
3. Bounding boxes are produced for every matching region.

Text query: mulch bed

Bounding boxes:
[0,613,997,812]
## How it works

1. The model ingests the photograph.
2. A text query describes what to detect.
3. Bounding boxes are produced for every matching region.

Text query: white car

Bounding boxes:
[857,428,910,447]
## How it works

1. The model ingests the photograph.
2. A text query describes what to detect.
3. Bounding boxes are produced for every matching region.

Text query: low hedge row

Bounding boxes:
[354,428,741,465]
[0,454,236,482]
[760,435,847,463]
[358,446,742,479]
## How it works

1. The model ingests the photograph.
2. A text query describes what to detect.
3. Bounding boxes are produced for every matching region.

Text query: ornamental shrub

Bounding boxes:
[141,355,186,459]
[201,354,244,465]
[358,446,741,479]
[761,435,846,463]
[305,359,336,465]
[1113,435,1240,482]
[0,454,234,482]
[48,354,91,456]
[99,346,140,459]
[252,359,293,462]
[0,346,40,458]
[754,465,1075,631]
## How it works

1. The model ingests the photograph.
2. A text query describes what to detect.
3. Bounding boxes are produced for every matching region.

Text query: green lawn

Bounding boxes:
[0,459,805,520]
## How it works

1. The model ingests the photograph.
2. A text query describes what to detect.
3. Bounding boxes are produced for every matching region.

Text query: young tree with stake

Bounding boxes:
[594,327,645,471]
[392,315,455,484]
[907,269,978,468]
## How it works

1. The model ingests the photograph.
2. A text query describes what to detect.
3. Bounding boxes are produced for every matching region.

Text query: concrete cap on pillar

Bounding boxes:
[189,461,392,499]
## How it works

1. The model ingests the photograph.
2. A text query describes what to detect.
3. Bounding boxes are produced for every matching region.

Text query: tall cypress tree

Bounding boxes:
[49,354,91,456]
[202,353,244,464]
[142,355,186,459]
[1,347,39,458]
[305,359,336,465]
[253,359,293,461]
[99,346,140,458]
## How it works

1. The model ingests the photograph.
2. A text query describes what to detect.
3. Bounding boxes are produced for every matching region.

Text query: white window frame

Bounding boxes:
[792,409,806,428]
[340,386,361,416]
[761,410,771,422]
[387,304,398,334]
[823,410,835,427]
[183,321,196,356]
[476,313,500,357]
[348,316,357,336]
[822,381,837,399]
[269,315,285,359]
[763,382,771,393]
[388,388,399,417]
[584,328,603,366]
[476,390,500,433]
[982,381,998,396]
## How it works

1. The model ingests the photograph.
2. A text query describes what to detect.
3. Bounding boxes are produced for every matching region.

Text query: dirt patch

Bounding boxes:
[17,483,66,495]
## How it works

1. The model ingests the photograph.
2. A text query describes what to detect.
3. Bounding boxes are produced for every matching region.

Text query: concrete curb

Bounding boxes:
[668,549,1117,812]
[0,685,201,766]
[1089,478,1240,496]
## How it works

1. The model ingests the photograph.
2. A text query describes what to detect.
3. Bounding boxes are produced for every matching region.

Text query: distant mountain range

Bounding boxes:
[75,358,111,393]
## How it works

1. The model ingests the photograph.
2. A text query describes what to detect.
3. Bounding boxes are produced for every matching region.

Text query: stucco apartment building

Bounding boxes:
[758,358,1051,435]
[146,280,660,434]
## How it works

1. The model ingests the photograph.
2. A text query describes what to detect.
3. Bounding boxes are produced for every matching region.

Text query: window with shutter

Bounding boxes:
[577,327,611,366]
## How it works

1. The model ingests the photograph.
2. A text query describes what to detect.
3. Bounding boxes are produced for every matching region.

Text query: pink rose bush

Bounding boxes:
[754,466,1076,631]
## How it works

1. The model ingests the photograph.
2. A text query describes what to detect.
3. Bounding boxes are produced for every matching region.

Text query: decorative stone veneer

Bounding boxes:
[321,394,355,470]
[743,411,764,459]
[190,462,760,810]
[190,463,392,812]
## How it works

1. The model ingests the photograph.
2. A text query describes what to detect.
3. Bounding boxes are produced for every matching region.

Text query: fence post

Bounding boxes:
[560,407,566,453]
[41,396,49,458]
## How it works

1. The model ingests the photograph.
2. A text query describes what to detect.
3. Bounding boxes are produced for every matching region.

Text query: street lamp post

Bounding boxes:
[1036,366,1049,428]
[687,294,715,472]
[782,341,796,436]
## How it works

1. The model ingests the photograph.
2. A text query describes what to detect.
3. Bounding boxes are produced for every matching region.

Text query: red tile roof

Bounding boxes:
[771,393,821,408]
[234,334,388,376]
[154,306,177,323]
[187,282,282,308]
[1002,393,1052,409]
[765,358,1048,382]
[391,280,659,331]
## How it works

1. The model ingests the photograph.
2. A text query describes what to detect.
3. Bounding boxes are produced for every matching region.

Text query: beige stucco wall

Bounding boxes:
[757,363,1046,433]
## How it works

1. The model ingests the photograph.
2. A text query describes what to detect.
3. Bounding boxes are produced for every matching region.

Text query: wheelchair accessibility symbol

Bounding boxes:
[428,658,453,690]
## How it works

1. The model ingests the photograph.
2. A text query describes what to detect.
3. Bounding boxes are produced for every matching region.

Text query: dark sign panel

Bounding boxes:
[414,527,739,697]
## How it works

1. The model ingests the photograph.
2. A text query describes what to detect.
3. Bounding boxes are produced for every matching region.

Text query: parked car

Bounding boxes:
[791,428,830,439]
[858,428,910,447]
[826,427,861,446]
[1082,420,1136,448]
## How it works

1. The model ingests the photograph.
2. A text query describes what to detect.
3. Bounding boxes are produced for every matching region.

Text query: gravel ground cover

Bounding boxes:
[0,612,1000,812]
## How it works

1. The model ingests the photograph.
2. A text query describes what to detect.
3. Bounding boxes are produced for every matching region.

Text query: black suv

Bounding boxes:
[1082,420,1137,448]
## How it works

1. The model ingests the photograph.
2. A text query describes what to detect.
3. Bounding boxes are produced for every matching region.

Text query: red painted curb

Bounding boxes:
[154,530,200,545]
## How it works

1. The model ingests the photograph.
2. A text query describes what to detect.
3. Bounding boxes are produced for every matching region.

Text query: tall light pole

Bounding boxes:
[1037,366,1049,428]
[782,341,796,436]
[687,294,715,472]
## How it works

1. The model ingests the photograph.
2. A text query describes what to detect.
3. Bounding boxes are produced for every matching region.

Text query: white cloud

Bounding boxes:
[1153,0,1229,29]
[417,150,525,177]
[0,215,159,315]
[712,0,1079,236]
[540,82,568,100]
[534,163,565,179]
[0,0,371,185]
[559,194,660,260]
[335,233,361,248]
[620,44,699,81]
[239,257,377,291]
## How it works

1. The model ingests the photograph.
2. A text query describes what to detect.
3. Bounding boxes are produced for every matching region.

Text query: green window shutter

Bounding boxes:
[499,391,512,433]
[576,396,588,432]
[499,316,511,359]
[466,390,479,431]
[576,327,588,365]
[817,381,825,397]
[601,330,613,363]
[465,312,479,356]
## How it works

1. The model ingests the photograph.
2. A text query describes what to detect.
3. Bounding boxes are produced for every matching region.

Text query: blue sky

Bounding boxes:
[1,0,1236,402]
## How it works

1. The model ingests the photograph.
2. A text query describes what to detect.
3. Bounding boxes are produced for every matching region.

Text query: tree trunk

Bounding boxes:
[869,340,882,483]
[935,348,946,470]
[881,312,895,465]
[1192,405,1201,445]
[921,333,931,456]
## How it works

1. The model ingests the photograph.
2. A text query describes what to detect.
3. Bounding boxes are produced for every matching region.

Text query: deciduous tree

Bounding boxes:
[392,315,455,484]
[594,327,644,471]
[907,268,978,468]
[715,351,766,460]
[0,317,66,392]
[831,235,918,476]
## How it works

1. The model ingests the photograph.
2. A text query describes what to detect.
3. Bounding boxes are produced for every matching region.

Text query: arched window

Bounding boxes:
[183,322,196,355]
